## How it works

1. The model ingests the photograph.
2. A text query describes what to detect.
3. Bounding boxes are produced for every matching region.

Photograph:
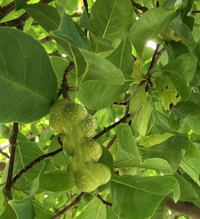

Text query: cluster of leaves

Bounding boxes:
[1,0,200,218]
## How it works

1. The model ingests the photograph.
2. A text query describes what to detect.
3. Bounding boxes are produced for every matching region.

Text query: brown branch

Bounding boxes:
[191,10,200,14]
[83,0,89,36]
[96,194,113,207]
[12,137,63,184]
[39,36,53,44]
[130,0,148,12]
[0,13,30,30]
[57,62,75,99]
[0,148,10,159]
[0,161,6,173]
[93,114,130,140]
[0,1,16,21]
[167,199,200,219]
[5,123,18,200]
[0,0,53,22]
[52,192,86,219]
[106,135,117,149]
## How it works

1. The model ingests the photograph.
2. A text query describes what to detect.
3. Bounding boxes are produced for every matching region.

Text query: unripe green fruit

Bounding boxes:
[49,99,88,135]
[67,153,111,192]
[84,141,102,162]
[77,115,98,139]
[75,163,111,192]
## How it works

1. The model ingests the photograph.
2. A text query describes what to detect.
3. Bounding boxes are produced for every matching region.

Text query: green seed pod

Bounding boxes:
[49,99,88,134]
[74,163,111,192]
[84,141,102,162]
[78,114,98,139]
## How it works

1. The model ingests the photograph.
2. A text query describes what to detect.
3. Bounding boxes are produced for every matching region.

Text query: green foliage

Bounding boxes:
[1,0,200,219]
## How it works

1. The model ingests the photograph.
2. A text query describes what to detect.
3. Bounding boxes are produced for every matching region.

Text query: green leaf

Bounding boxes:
[187,116,200,135]
[79,7,90,30]
[171,16,196,48]
[170,100,200,130]
[162,53,197,100]
[90,0,133,41]
[77,81,131,110]
[155,76,181,110]
[111,175,180,219]
[52,13,89,50]
[89,34,114,53]
[129,8,179,58]
[0,28,57,123]
[40,170,75,192]
[106,37,133,76]
[151,199,168,219]
[148,110,175,135]
[80,49,125,84]
[140,136,188,174]
[0,203,17,219]
[24,3,60,32]
[12,133,53,183]
[115,124,141,167]
[139,133,174,147]
[33,201,55,219]
[180,141,200,186]
[50,56,69,85]
[48,137,69,166]
[9,197,35,219]
[76,197,106,219]
[130,84,148,135]
[173,172,199,202]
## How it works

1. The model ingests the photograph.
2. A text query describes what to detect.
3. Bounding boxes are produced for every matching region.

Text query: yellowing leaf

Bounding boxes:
[131,59,144,84]
[155,76,181,110]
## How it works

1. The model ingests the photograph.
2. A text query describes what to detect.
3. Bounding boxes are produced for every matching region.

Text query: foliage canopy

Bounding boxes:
[1,0,200,219]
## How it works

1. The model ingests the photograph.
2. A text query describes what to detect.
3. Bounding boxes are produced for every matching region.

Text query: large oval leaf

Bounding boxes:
[0,28,57,123]
[129,8,179,58]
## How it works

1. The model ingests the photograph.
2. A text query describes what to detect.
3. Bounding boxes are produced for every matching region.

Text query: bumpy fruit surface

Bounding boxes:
[84,141,102,162]
[67,152,111,192]
[49,99,88,135]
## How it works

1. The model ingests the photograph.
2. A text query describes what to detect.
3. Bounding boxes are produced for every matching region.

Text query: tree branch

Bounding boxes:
[5,123,18,200]
[83,0,89,36]
[93,113,130,140]
[52,192,86,219]
[96,194,113,207]
[57,62,75,99]
[167,199,200,219]
[0,13,30,30]
[0,148,9,159]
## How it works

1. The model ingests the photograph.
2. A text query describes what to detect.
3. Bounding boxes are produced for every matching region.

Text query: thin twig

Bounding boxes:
[156,1,159,7]
[96,194,113,207]
[0,148,10,159]
[191,10,200,14]
[5,123,18,200]
[52,192,86,219]
[93,114,130,140]
[106,135,117,150]
[57,62,75,99]
[130,0,148,12]
[83,0,89,36]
